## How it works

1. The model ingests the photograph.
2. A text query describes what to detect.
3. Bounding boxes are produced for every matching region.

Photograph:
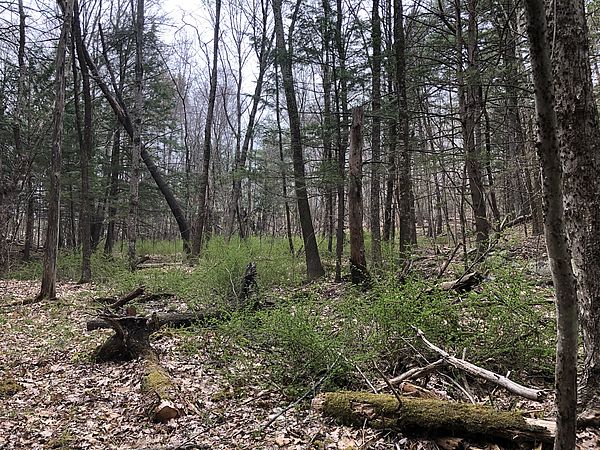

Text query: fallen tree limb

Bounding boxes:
[94,285,145,307]
[388,359,445,386]
[438,271,483,292]
[86,310,223,331]
[416,328,546,401]
[313,391,554,445]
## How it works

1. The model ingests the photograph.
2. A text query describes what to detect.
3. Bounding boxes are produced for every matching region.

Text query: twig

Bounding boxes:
[373,363,402,409]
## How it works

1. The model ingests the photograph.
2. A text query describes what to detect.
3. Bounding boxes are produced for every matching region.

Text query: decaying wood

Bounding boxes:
[94,285,145,307]
[313,391,554,446]
[91,313,180,422]
[438,271,483,292]
[237,262,258,308]
[498,214,532,232]
[416,328,546,401]
[436,244,462,279]
[86,310,223,332]
[141,357,180,423]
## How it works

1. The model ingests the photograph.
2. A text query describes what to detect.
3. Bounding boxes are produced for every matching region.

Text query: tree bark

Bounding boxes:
[314,392,554,445]
[38,0,75,300]
[370,0,382,267]
[81,37,191,254]
[524,2,579,448]
[348,107,369,285]
[547,0,600,427]
[192,0,221,257]
[72,0,92,282]
[394,0,417,257]
[272,0,325,280]
[455,0,489,254]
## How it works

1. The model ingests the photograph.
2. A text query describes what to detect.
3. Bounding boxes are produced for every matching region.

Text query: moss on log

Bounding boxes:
[141,359,180,423]
[315,391,554,446]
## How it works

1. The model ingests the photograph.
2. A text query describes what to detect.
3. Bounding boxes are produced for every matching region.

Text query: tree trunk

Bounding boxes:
[192,0,221,257]
[38,0,75,300]
[274,63,294,255]
[225,13,271,241]
[348,107,369,285]
[104,127,121,255]
[456,0,489,254]
[81,37,191,254]
[370,0,382,267]
[394,0,417,257]
[524,2,579,448]
[314,392,554,445]
[272,0,325,280]
[73,0,92,282]
[548,0,600,427]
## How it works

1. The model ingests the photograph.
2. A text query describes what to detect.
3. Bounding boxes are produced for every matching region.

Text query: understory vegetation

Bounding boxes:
[6,234,556,399]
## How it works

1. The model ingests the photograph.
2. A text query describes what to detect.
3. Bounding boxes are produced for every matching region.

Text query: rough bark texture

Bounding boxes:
[38,0,75,300]
[348,107,369,285]
[548,0,600,427]
[314,392,554,445]
[272,0,325,280]
[524,2,579,448]
[127,0,144,271]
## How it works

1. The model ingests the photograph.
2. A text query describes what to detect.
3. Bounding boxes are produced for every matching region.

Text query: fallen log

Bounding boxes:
[86,310,223,332]
[438,272,483,292]
[313,391,554,446]
[416,328,546,401]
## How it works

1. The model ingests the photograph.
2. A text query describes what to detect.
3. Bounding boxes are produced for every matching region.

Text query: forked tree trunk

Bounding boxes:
[524,2,579,448]
[38,0,75,300]
[272,0,325,280]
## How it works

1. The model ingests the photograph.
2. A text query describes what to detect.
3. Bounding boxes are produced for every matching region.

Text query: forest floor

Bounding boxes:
[1,232,600,449]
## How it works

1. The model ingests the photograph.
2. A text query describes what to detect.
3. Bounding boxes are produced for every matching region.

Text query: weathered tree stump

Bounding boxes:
[92,313,181,423]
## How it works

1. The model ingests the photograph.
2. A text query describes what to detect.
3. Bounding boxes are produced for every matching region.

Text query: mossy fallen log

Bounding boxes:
[141,358,180,423]
[314,392,554,447]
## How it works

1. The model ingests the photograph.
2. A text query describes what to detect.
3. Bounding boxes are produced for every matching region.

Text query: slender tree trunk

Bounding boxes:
[225,14,271,241]
[370,0,382,267]
[548,0,600,425]
[348,107,369,285]
[524,1,579,448]
[38,0,75,300]
[456,0,489,253]
[73,0,92,282]
[104,127,121,255]
[274,64,294,255]
[394,0,416,257]
[127,0,144,271]
[23,177,34,261]
[192,0,221,257]
[272,0,325,280]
